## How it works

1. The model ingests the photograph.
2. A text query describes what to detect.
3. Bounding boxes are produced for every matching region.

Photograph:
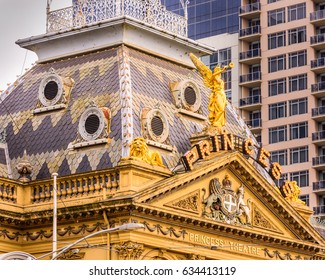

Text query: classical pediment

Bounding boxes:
[134,151,324,245]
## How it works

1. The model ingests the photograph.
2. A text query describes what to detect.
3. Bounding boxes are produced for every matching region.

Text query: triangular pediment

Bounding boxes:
[134,151,324,245]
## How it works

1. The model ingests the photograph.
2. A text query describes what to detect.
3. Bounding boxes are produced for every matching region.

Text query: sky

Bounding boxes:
[0,0,71,91]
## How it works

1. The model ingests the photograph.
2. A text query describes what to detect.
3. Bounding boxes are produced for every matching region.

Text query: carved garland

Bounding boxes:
[142,221,188,239]
[0,220,188,242]
[263,248,303,260]
[0,222,107,242]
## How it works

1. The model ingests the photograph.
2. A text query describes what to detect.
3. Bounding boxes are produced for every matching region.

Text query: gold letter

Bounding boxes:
[211,135,220,152]
[196,140,211,159]
[221,133,235,150]
[257,147,270,168]
[269,162,282,180]
[182,149,199,171]
[243,138,254,155]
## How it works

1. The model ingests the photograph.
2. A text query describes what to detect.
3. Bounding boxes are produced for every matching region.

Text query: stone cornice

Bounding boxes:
[129,204,325,255]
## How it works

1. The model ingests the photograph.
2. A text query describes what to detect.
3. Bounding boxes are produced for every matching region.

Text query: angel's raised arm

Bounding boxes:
[189,53,213,88]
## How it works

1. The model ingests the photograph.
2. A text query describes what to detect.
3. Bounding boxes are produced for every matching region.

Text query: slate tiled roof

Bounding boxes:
[0,48,121,180]
[0,45,256,180]
[128,48,255,167]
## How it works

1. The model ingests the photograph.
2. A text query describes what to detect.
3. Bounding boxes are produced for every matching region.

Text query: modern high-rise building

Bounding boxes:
[165,0,325,225]
[163,0,240,40]
[238,0,325,222]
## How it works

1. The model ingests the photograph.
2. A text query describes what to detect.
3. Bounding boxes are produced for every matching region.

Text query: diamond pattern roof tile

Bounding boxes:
[1,45,256,181]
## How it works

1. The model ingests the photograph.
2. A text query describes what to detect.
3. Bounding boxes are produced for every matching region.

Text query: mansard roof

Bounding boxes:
[0,45,254,181]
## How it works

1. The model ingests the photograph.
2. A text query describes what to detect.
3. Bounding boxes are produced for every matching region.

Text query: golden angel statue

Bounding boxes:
[190,53,234,129]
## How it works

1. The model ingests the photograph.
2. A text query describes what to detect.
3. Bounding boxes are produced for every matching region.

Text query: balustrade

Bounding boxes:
[47,0,188,37]
[0,181,17,202]
[30,170,119,203]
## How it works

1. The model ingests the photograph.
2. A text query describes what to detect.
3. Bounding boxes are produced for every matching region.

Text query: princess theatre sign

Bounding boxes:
[181,133,282,181]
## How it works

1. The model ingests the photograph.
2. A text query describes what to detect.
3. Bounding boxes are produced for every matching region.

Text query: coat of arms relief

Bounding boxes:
[202,175,252,226]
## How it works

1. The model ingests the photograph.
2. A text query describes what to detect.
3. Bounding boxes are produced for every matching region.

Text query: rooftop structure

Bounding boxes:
[47,0,188,37]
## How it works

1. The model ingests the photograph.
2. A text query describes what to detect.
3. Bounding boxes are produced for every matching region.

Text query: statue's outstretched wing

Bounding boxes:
[189,53,213,88]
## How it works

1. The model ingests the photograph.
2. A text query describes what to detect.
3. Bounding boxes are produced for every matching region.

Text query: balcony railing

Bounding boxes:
[312,106,325,117]
[313,205,325,215]
[311,81,325,93]
[239,49,261,60]
[239,25,261,37]
[311,57,325,68]
[311,33,325,45]
[239,95,261,107]
[245,118,261,128]
[312,130,325,141]
[310,9,325,21]
[239,71,262,83]
[239,2,261,15]
[312,155,325,166]
[47,0,188,37]
[313,181,325,191]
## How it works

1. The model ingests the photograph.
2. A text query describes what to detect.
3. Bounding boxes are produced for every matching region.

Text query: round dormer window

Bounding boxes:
[147,109,169,143]
[180,81,201,112]
[39,73,63,107]
[78,106,105,141]
[151,116,164,137]
[184,86,197,105]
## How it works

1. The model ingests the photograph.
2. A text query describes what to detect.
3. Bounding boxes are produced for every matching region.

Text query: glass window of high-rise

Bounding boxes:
[268,8,285,26]
[162,0,240,40]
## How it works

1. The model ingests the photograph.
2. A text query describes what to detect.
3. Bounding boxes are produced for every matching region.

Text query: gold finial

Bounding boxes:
[189,53,233,130]
[128,137,165,167]
[16,150,33,183]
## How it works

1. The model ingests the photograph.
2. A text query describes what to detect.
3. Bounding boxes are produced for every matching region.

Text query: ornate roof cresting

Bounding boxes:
[46,0,188,37]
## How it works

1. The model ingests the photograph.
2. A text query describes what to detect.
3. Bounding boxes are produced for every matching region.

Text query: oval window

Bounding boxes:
[44,81,59,101]
[78,106,105,141]
[151,116,164,137]
[85,114,100,135]
[180,81,201,112]
[184,86,197,106]
[146,109,169,143]
[38,73,63,107]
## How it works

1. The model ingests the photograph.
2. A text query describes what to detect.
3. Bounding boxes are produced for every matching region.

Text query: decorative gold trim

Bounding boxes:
[164,190,200,214]
[115,241,144,260]
[189,53,233,129]
[142,221,188,239]
[56,249,85,260]
[186,254,206,260]
[252,206,283,234]
[126,137,165,167]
